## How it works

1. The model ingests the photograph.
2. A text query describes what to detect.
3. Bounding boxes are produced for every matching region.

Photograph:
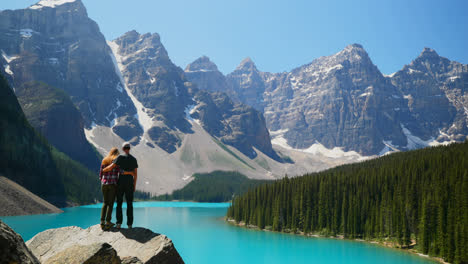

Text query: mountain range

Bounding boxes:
[186,45,468,156]
[1,0,466,196]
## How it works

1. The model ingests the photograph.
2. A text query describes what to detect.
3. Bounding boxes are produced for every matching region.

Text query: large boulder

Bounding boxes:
[26,225,184,264]
[0,220,40,264]
[44,243,120,264]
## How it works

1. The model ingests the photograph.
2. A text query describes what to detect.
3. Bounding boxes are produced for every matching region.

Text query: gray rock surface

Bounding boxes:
[185,56,238,99]
[226,57,266,112]
[26,224,184,264]
[43,242,120,264]
[390,48,468,144]
[0,220,40,264]
[192,90,279,159]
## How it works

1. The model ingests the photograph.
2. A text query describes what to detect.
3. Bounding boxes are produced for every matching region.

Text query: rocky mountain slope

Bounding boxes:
[0,73,99,206]
[0,176,63,216]
[187,45,468,156]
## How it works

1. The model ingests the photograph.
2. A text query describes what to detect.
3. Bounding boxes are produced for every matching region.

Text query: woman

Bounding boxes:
[99,147,120,229]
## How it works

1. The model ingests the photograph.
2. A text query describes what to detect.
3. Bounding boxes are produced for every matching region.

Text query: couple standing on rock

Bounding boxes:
[99,142,138,230]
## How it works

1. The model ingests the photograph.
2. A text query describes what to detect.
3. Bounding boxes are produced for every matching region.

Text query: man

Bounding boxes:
[103,142,138,229]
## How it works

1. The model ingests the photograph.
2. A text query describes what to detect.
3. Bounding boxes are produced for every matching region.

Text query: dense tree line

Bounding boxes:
[227,142,467,263]
[151,171,270,202]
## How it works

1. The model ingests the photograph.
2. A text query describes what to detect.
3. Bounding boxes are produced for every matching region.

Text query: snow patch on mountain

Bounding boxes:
[379,141,399,156]
[401,124,434,149]
[108,40,153,132]
[3,65,13,76]
[29,0,77,9]
[1,50,19,63]
[270,131,367,161]
[106,99,121,127]
[400,124,454,149]
[19,29,38,38]
[185,69,216,73]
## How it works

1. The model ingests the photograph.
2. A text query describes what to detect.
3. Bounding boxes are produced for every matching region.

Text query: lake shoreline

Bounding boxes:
[225,218,448,264]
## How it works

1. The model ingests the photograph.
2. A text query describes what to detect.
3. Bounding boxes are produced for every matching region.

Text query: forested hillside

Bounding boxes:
[151,171,270,202]
[16,81,102,171]
[227,142,467,263]
[0,74,100,206]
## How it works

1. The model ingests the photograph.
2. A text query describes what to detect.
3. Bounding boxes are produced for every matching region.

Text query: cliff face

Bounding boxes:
[26,224,185,264]
[390,48,468,143]
[192,90,279,159]
[226,58,266,112]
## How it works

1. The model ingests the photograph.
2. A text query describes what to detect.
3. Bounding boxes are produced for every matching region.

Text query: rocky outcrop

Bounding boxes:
[0,220,40,264]
[26,224,185,264]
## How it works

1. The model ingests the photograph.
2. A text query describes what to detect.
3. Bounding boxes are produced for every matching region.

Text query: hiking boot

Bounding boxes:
[116,224,121,229]
[100,222,106,230]
[105,222,115,229]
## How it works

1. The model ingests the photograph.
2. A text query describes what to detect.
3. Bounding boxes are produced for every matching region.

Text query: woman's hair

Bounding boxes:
[102,147,120,166]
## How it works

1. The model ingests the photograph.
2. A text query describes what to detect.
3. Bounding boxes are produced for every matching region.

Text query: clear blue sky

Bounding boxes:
[2,0,467,74]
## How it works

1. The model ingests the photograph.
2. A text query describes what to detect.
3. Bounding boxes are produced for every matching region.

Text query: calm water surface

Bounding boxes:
[1,202,436,264]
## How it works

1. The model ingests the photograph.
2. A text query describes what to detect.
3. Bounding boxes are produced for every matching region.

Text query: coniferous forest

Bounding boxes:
[227,142,468,263]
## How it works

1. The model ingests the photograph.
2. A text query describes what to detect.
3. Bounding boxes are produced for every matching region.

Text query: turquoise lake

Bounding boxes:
[1,202,436,264]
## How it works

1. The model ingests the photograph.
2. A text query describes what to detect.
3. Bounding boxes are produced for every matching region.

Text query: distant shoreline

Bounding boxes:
[226,218,448,264]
